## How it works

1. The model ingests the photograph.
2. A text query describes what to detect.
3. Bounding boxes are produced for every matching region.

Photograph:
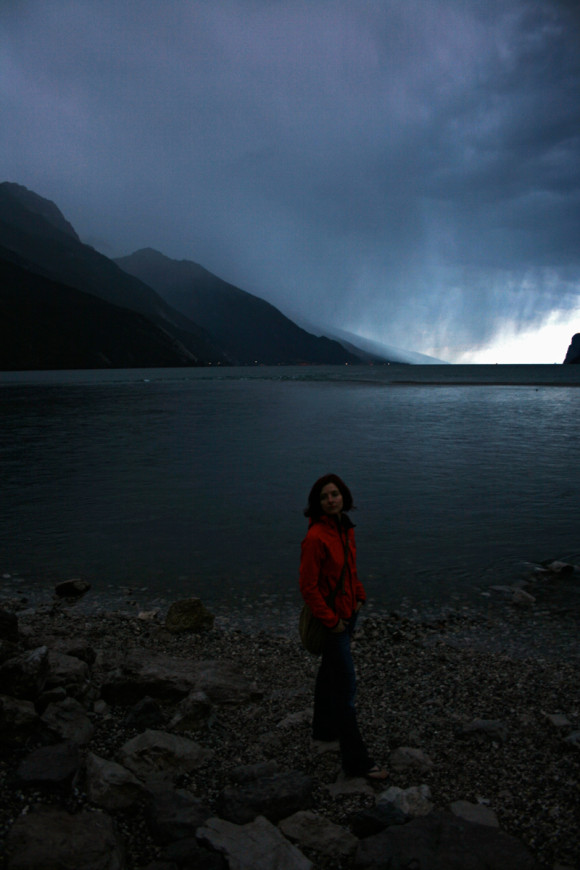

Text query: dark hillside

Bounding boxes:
[116,248,360,365]
[0,255,199,370]
[0,184,227,364]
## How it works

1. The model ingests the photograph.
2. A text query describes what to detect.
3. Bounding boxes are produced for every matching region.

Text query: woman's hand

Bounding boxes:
[355,601,363,613]
[332,619,346,633]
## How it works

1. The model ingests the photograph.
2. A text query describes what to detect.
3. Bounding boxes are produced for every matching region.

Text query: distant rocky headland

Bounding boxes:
[563,333,580,364]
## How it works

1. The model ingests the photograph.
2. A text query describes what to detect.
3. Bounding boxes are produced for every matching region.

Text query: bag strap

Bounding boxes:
[326,532,350,610]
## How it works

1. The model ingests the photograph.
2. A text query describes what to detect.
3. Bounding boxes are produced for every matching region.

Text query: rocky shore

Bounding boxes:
[0,586,578,870]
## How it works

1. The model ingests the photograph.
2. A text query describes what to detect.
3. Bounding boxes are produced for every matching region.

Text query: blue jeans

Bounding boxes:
[312,613,373,775]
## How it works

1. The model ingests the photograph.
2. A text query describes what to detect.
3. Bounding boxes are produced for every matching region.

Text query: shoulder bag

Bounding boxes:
[299,535,349,655]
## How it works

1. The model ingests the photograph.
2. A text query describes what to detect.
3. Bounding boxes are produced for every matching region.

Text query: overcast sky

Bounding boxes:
[1,0,579,362]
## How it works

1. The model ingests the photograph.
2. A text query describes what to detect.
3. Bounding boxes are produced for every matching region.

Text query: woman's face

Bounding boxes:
[320,482,344,516]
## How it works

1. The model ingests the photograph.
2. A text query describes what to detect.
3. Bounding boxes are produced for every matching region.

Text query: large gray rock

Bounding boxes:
[124,696,165,730]
[40,696,95,744]
[16,741,81,787]
[279,811,358,861]
[387,746,434,773]
[5,804,126,870]
[0,646,49,700]
[161,837,226,868]
[46,650,91,696]
[169,690,212,732]
[101,650,199,705]
[377,784,434,818]
[0,694,38,746]
[187,661,259,705]
[146,787,211,844]
[449,799,499,827]
[165,598,215,634]
[117,729,212,784]
[216,770,314,824]
[349,803,408,838]
[101,651,256,707]
[85,752,146,810]
[354,811,540,870]
[197,815,312,870]
[54,578,91,597]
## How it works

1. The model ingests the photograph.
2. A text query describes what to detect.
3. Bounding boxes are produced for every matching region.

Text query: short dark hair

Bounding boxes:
[304,473,355,518]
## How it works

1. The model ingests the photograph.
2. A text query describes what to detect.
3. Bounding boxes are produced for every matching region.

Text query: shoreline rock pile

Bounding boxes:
[0,594,578,869]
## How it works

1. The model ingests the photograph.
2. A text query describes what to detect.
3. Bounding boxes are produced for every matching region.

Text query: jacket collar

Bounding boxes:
[308,512,355,531]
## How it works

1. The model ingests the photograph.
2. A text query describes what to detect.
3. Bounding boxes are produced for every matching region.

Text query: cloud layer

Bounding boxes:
[1,0,579,360]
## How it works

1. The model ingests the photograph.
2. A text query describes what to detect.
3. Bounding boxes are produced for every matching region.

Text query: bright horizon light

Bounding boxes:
[432,308,580,365]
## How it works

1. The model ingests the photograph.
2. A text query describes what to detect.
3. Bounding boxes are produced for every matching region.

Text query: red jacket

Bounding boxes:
[299,513,366,628]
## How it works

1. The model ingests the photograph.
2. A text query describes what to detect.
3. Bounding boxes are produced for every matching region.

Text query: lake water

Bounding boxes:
[1,365,578,622]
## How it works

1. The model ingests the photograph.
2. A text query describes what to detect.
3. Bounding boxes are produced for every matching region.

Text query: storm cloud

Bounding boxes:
[1,0,579,360]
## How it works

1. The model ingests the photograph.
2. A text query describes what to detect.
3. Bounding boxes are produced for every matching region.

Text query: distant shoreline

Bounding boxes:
[2,362,580,388]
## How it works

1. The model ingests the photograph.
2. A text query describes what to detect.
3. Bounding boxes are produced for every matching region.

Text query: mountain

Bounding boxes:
[563,333,580,364]
[0,253,199,370]
[115,248,360,365]
[318,327,448,365]
[0,182,228,365]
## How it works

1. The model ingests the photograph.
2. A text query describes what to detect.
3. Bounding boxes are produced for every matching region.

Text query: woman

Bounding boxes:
[299,473,386,780]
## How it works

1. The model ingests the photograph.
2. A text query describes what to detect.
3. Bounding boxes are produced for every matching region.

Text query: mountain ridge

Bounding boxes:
[115,247,363,366]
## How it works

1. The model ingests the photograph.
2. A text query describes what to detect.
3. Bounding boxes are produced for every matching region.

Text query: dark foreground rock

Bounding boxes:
[5,804,126,870]
[354,810,541,869]
[0,601,578,869]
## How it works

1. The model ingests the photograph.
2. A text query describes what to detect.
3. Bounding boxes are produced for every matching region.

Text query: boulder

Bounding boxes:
[388,746,434,773]
[46,650,91,696]
[85,752,146,810]
[40,696,95,744]
[0,646,49,700]
[5,804,126,870]
[146,787,211,844]
[563,730,580,749]
[449,799,499,827]
[169,690,212,732]
[165,598,215,633]
[354,810,541,870]
[230,761,279,783]
[161,837,226,868]
[0,694,38,746]
[124,696,166,730]
[279,810,358,861]
[188,660,260,705]
[101,651,256,706]
[377,784,434,818]
[101,650,201,705]
[216,770,314,824]
[197,815,312,870]
[54,578,91,597]
[543,713,571,730]
[0,609,19,642]
[349,803,408,838]
[117,729,212,784]
[16,741,81,788]
[511,588,536,605]
[0,637,20,666]
[325,772,376,798]
[36,686,67,713]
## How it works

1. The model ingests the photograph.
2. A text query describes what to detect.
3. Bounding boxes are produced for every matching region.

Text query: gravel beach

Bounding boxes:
[0,587,578,869]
